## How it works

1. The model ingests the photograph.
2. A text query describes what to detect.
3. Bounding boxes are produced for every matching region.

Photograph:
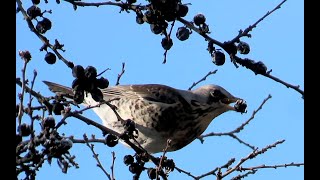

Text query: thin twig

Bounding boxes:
[263,73,304,98]
[196,158,236,180]
[63,0,147,11]
[163,20,176,64]
[17,59,28,136]
[110,151,116,180]
[230,0,287,44]
[231,170,256,180]
[198,94,272,149]
[188,70,218,90]
[83,134,112,180]
[28,70,38,141]
[221,140,285,178]
[115,62,125,86]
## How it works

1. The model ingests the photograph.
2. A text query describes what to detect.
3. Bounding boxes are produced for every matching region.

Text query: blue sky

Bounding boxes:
[16,0,304,180]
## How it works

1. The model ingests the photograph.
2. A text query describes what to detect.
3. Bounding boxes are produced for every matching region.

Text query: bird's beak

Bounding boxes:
[220,96,242,111]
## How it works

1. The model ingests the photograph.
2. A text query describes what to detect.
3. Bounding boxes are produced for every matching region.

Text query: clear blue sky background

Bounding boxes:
[16,0,304,180]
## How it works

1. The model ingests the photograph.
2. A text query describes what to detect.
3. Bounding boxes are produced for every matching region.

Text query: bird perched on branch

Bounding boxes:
[44,81,246,153]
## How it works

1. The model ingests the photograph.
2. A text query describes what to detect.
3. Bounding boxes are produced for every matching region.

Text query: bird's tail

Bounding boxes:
[43,81,74,98]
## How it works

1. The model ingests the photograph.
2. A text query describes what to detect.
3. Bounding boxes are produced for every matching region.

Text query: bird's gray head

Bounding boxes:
[190,84,241,116]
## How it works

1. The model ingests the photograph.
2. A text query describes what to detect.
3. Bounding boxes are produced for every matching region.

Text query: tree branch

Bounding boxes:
[188,70,218,90]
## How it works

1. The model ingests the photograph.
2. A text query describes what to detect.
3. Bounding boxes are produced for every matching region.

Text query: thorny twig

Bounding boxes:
[188,70,218,90]
[83,134,112,180]
[198,94,272,150]
[116,62,125,86]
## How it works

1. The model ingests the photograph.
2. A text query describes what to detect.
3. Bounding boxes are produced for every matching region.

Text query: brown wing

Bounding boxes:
[101,84,188,105]
[43,81,74,98]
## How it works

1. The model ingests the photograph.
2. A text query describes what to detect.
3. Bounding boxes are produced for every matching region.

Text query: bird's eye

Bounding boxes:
[208,90,226,103]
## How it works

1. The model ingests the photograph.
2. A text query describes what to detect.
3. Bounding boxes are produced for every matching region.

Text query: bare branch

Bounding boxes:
[116,62,125,86]
[221,140,285,178]
[188,70,218,90]
[83,134,111,179]
[63,0,148,11]
[17,60,28,135]
[230,0,287,44]
[196,158,236,180]
[110,151,116,180]
[163,20,176,64]
[263,73,304,99]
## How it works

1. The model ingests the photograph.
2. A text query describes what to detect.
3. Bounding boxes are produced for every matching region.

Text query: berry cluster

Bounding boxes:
[16,115,75,177]
[123,153,150,179]
[71,65,109,104]
[134,0,189,50]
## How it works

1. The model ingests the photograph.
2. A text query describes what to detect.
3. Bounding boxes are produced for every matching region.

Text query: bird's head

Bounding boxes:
[190,84,245,117]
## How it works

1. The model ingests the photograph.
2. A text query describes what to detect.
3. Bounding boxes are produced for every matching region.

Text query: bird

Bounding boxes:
[43,81,245,153]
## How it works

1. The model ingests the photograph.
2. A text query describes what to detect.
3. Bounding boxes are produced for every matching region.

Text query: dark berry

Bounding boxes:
[73,85,84,104]
[136,15,144,24]
[44,52,56,64]
[234,100,247,113]
[90,88,103,102]
[193,14,206,26]
[177,4,188,17]
[52,101,64,115]
[95,77,109,89]
[147,168,157,179]
[36,18,52,34]
[212,51,225,66]
[106,134,118,147]
[41,17,52,30]
[129,163,142,174]
[18,123,32,137]
[143,11,156,24]
[59,138,73,151]
[71,78,81,89]
[123,155,134,166]
[27,5,41,19]
[85,66,97,80]
[42,116,56,128]
[32,0,41,4]
[72,65,85,79]
[161,37,173,50]
[176,27,190,41]
[163,159,175,172]
[36,22,47,34]
[150,24,163,35]
[237,41,250,54]
[253,61,267,74]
